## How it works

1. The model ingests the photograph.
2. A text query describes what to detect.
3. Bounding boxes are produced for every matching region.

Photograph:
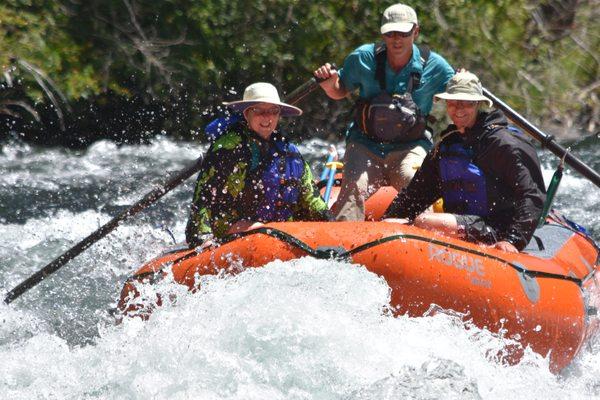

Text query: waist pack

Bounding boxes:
[354,43,431,143]
[355,91,426,143]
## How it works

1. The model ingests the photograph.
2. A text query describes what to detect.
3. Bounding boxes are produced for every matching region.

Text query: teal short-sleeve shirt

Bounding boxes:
[338,43,454,156]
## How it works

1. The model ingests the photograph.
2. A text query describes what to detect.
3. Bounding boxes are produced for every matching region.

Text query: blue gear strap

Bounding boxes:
[565,217,589,235]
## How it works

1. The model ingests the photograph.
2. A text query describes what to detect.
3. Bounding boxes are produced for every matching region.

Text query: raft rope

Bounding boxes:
[129,227,595,287]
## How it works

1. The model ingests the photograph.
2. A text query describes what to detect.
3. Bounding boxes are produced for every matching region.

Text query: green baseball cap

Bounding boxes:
[434,71,493,107]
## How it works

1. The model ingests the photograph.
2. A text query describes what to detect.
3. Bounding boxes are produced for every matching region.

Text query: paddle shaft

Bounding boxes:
[483,88,600,189]
[4,77,322,305]
[285,77,321,105]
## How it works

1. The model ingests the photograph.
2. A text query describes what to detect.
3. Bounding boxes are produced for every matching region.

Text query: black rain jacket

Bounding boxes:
[385,109,547,250]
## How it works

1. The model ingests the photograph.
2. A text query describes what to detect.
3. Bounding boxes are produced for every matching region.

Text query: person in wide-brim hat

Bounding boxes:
[384,69,546,254]
[433,70,493,108]
[223,82,302,141]
[185,81,330,246]
[223,82,302,117]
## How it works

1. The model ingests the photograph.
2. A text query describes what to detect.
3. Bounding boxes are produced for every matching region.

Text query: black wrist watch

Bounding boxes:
[504,235,520,247]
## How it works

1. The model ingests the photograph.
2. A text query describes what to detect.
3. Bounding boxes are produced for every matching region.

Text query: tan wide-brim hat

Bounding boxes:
[223,82,302,117]
[434,71,493,107]
[380,4,418,34]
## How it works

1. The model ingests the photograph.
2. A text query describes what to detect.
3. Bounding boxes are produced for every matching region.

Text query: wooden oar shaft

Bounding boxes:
[285,77,320,105]
[483,87,600,189]
[4,156,204,304]
[284,65,335,105]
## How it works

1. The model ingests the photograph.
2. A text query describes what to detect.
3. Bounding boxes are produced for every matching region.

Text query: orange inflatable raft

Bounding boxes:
[118,210,600,372]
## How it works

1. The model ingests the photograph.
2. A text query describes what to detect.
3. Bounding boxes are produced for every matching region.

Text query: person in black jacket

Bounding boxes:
[384,71,546,252]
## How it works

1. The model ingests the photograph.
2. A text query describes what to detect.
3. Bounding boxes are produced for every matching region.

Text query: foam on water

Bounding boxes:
[541,165,600,237]
[1,138,599,399]
[2,259,600,399]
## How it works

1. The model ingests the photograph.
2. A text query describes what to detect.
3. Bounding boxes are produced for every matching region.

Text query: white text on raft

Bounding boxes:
[427,244,493,289]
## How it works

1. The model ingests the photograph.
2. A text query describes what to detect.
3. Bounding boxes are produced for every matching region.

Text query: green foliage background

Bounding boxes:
[1,0,598,144]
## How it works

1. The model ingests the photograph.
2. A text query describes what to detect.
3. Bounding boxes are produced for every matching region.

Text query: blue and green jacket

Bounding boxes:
[186,124,331,244]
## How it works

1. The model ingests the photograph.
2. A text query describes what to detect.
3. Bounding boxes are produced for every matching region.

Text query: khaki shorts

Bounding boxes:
[332,141,428,221]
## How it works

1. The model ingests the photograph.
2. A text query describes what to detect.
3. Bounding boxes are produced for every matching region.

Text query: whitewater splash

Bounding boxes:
[3,258,595,399]
[1,138,599,399]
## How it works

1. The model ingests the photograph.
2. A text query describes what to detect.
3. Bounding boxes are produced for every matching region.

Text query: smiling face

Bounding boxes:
[446,100,480,133]
[243,102,281,140]
[381,25,419,67]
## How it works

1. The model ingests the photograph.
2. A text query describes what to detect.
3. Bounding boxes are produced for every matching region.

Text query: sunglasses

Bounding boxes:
[383,27,415,38]
[248,106,281,116]
[446,100,479,108]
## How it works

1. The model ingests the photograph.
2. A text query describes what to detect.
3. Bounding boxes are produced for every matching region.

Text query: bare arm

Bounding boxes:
[227,221,264,234]
[490,241,519,253]
[313,63,348,100]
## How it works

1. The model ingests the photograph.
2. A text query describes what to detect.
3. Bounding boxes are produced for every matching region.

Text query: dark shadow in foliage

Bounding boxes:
[2,91,167,148]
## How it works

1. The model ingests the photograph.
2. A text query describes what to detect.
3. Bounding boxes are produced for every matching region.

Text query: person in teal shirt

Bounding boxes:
[314,3,454,221]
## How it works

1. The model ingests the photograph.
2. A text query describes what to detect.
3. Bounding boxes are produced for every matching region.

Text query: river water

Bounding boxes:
[1,135,599,399]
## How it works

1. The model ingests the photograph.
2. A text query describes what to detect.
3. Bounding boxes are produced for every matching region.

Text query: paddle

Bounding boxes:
[3,77,324,305]
[483,88,600,189]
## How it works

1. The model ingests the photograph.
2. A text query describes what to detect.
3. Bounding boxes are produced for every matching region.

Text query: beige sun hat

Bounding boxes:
[434,71,493,107]
[223,82,302,117]
[380,4,418,34]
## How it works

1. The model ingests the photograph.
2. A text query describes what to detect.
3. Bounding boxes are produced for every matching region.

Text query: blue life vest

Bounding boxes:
[204,114,242,141]
[254,140,304,222]
[439,141,489,216]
